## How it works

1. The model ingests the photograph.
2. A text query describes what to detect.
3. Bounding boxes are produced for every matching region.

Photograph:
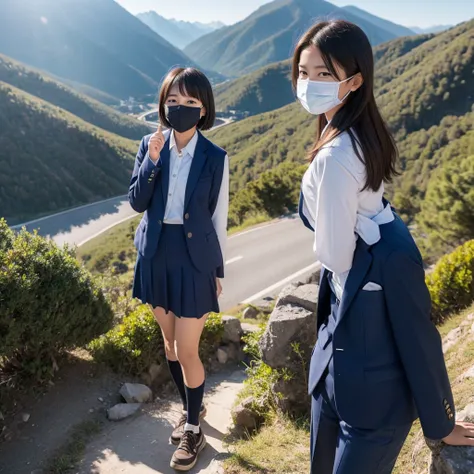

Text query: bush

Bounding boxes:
[0,219,113,382]
[426,240,474,324]
[88,306,224,375]
[236,325,284,419]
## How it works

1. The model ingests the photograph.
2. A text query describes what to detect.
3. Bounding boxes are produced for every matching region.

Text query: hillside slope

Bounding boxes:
[208,20,474,230]
[0,0,194,100]
[0,82,137,222]
[0,54,151,140]
[184,0,402,76]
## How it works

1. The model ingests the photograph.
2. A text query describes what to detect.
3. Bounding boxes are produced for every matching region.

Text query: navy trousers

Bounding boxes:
[310,289,412,474]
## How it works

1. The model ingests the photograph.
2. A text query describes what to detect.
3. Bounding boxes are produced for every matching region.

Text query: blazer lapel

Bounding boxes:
[336,240,373,324]
[160,138,171,206]
[184,132,208,211]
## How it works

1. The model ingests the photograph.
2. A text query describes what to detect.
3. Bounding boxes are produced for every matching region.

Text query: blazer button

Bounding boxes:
[184,213,190,220]
[187,232,193,239]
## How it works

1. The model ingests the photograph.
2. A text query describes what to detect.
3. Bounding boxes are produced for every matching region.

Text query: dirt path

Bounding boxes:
[77,369,245,474]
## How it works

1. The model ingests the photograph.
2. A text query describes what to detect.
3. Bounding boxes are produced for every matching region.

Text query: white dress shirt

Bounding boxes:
[301,129,394,299]
[149,130,229,267]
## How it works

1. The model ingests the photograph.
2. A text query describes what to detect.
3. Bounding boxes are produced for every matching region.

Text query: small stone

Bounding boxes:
[222,315,243,343]
[241,323,261,336]
[89,409,94,413]
[98,397,104,403]
[120,383,152,403]
[225,343,239,361]
[242,306,259,320]
[22,413,30,423]
[463,366,474,380]
[217,347,229,364]
[232,397,262,430]
[148,363,165,383]
[107,403,142,421]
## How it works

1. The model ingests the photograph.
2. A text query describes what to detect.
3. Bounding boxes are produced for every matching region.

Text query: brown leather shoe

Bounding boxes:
[170,405,207,446]
[170,429,206,471]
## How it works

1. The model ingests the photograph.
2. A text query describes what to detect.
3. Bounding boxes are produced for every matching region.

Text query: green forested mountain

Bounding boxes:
[208,20,474,259]
[0,0,195,100]
[0,55,151,140]
[215,61,294,115]
[0,82,137,222]
[213,31,435,117]
[184,0,405,77]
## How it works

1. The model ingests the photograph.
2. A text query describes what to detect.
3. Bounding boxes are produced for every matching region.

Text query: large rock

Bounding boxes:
[429,404,474,473]
[272,377,310,417]
[119,383,152,403]
[259,301,316,370]
[241,323,261,336]
[275,283,318,313]
[107,403,142,421]
[222,316,242,343]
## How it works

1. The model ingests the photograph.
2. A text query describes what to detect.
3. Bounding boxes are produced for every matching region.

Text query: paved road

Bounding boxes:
[13,200,318,310]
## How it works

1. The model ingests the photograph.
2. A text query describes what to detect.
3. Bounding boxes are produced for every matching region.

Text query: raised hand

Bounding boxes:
[149,124,165,162]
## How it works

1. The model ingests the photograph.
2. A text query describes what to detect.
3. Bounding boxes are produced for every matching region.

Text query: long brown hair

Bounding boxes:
[292,20,398,191]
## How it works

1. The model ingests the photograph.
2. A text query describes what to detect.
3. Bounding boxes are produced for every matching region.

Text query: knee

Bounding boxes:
[175,344,199,367]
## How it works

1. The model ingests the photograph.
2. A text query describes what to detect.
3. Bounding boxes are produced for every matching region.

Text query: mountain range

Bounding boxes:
[184,0,415,76]
[410,25,453,34]
[136,11,224,49]
[0,0,196,101]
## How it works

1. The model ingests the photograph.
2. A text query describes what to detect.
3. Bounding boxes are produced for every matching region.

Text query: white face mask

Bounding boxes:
[297,75,354,115]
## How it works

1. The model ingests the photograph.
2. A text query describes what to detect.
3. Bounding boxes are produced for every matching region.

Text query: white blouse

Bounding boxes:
[149,130,229,266]
[300,130,394,298]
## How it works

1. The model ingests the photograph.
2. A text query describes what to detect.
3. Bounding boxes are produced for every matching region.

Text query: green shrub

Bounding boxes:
[427,240,474,324]
[0,219,113,382]
[236,325,284,419]
[88,307,224,375]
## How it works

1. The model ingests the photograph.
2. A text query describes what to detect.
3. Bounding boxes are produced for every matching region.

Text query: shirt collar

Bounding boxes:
[355,204,395,246]
[169,130,199,158]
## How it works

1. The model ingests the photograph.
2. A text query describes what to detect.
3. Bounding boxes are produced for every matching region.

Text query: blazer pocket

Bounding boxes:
[362,282,383,292]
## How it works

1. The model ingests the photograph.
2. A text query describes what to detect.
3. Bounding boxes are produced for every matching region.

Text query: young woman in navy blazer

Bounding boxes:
[294,20,474,473]
[129,67,229,471]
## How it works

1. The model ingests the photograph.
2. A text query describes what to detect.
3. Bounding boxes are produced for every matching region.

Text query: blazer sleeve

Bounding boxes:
[383,250,455,440]
[128,136,161,213]
[210,154,229,279]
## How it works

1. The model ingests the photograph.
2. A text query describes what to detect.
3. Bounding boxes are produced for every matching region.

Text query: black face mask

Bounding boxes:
[165,105,202,133]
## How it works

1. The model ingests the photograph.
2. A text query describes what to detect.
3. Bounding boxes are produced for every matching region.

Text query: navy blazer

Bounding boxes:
[129,131,227,277]
[304,206,455,440]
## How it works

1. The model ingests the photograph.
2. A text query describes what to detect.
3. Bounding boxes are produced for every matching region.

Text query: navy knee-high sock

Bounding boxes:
[185,381,205,427]
[167,359,187,411]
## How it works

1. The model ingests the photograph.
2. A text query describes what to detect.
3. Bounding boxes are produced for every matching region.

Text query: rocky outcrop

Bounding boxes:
[429,403,474,473]
[259,282,318,416]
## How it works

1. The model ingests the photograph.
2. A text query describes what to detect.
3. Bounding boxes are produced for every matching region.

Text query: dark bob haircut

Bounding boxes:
[159,67,216,131]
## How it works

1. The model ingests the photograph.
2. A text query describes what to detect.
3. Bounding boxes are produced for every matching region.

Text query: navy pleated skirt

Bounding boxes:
[132,224,219,318]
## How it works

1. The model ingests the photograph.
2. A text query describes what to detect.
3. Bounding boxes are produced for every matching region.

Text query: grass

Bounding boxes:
[225,416,310,474]
[224,304,474,474]
[46,419,104,473]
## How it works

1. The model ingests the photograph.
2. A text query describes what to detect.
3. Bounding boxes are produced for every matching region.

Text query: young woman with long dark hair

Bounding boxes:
[129,67,229,471]
[294,20,474,473]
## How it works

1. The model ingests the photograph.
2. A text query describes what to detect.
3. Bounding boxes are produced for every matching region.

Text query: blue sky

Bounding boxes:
[116,0,473,28]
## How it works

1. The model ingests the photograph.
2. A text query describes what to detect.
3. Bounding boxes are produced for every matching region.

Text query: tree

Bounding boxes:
[417,155,474,256]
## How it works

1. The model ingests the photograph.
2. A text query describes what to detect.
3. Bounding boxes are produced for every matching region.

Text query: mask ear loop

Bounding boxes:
[339,74,356,102]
